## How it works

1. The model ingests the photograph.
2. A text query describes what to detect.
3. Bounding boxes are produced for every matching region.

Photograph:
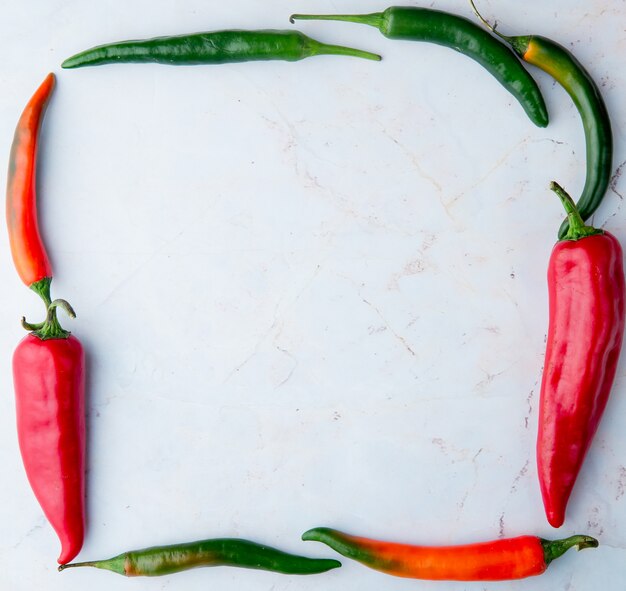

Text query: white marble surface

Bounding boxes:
[1,1,625,589]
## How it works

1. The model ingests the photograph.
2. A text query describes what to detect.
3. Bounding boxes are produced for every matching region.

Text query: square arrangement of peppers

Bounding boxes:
[4,2,623,585]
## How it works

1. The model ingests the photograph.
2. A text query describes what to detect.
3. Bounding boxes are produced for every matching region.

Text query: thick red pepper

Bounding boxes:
[13,322,85,564]
[538,182,625,527]
[6,74,85,564]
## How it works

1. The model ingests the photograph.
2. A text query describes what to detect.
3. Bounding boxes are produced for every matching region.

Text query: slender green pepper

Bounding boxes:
[58,537,341,577]
[290,7,548,127]
[470,1,612,238]
[61,30,380,69]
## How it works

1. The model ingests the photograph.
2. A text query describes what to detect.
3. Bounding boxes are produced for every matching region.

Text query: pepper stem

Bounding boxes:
[468,0,511,42]
[29,276,53,307]
[309,40,381,61]
[23,276,53,331]
[550,181,603,241]
[468,0,532,56]
[58,553,126,575]
[58,561,96,571]
[30,299,76,340]
[290,12,384,30]
[21,318,45,331]
[541,535,599,566]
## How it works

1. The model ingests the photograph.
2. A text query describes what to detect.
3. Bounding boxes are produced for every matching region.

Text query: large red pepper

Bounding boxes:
[6,73,85,564]
[13,321,85,565]
[538,182,625,527]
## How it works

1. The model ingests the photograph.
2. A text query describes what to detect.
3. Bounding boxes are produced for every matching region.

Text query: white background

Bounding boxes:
[1,1,625,589]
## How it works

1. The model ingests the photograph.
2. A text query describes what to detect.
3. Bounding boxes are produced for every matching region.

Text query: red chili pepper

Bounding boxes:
[302,527,598,580]
[538,182,625,527]
[13,312,85,564]
[6,74,85,564]
[6,73,54,295]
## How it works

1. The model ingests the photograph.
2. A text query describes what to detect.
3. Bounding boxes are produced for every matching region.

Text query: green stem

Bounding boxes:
[23,276,53,331]
[58,561,98,571]
[32,299,76,340]
[29,276,52,308]
[468,0,530,56]
[21,318,45,331]
[550,181,603,241]
[59,556,126,574]
[541,535,598,566]
[311,40,381,61]
[290,12,384,30]
[468,0,512,43]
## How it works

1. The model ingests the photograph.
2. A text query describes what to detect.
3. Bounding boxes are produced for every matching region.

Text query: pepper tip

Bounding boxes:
[41,72,56,93]
[302,527,334,542]
[57,539,82,565]
[546,510,565,529]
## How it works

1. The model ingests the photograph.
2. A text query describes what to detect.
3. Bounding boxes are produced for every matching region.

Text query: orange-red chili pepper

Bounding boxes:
[6,73,54,298]
[303,527,597,581]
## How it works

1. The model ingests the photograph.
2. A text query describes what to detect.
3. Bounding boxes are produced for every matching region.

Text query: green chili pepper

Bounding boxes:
[57,537,341,577]
[61,29,380,69]
[290,7,548,127]
[469,1,612,239]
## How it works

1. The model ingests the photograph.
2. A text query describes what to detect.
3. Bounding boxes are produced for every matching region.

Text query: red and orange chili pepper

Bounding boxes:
[303,527,598,581]
[7,73,54,296]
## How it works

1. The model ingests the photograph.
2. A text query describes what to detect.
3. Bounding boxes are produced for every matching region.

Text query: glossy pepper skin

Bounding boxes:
[6,73,54,293]
[538,182,625,527]
[470,2,613,239]
[7,74,85,564]
[290,7,548,127]
[61,29,381,68]
[59,537,341,576]
[303,527,597,581]
[13,331,85,565]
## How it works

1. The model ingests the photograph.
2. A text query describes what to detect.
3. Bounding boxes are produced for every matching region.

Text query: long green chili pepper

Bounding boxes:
[61,29,381,69]
[290,7,548,127]
[469,1,612,238]
[58,537,341,577]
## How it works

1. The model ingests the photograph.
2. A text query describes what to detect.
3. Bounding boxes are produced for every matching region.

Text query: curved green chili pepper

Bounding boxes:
[470,1,612,238]
[290,7,548,127]
[58,537,341,576]
[61,30,381,69]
